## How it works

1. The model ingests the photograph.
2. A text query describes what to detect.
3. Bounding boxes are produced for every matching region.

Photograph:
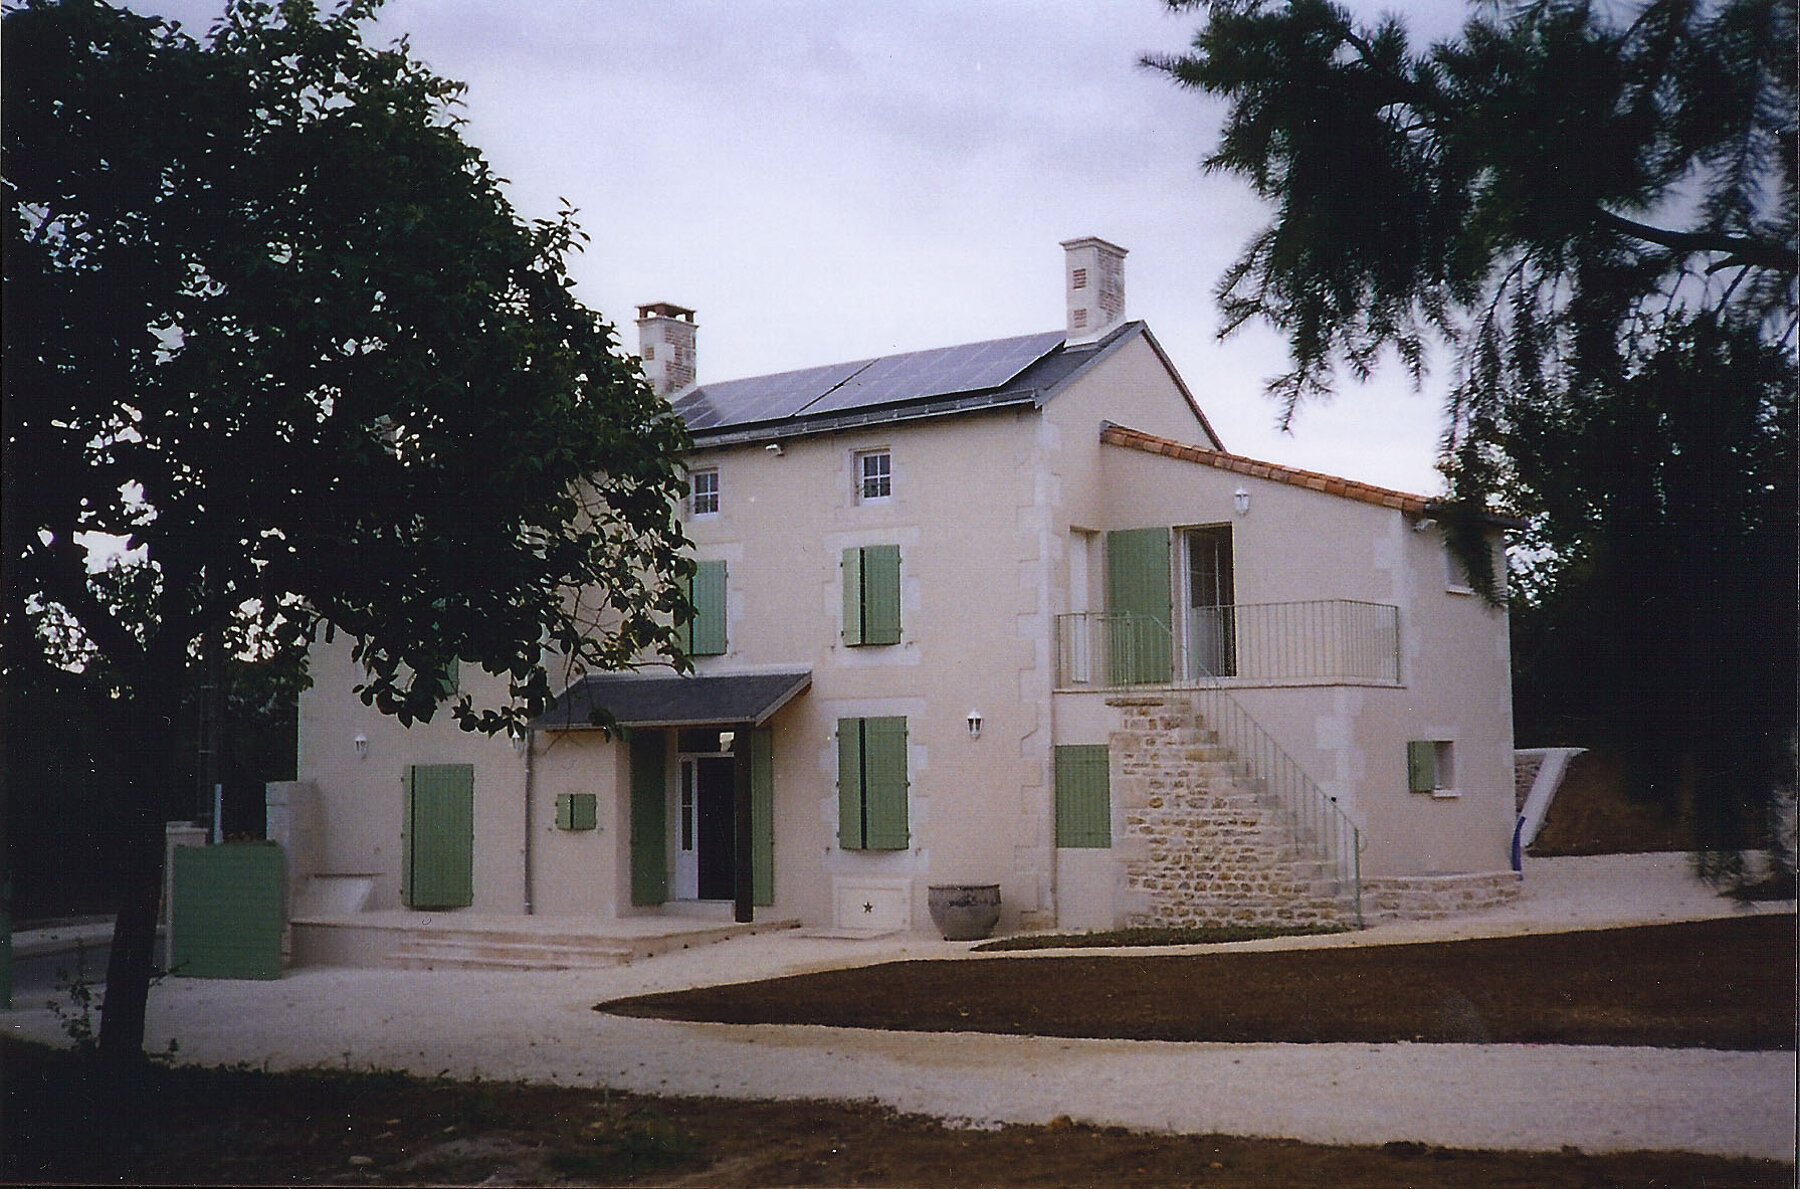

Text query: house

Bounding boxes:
[284,237,1520,957]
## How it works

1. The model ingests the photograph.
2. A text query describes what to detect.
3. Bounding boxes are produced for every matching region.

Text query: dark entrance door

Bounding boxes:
[695,755,736,901]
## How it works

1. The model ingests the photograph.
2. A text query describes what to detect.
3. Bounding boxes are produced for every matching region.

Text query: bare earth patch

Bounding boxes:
[598,915,1795,1050]
[3,1040,1791,1187]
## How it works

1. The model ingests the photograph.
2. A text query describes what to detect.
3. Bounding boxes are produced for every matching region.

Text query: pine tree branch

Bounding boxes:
[1596,209,1795,274]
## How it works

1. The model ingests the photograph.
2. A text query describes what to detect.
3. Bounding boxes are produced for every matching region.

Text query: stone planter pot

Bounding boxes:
[927,884,1002,941]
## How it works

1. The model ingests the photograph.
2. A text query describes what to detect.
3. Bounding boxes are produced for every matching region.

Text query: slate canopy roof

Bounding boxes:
[529,669,812,732]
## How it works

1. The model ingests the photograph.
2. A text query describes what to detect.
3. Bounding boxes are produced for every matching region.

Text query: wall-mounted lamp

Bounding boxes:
[764,442,783,456]
[718,729,737,752]
[1412,517,1436,533]
[510,731,528,756]
[966,710,983,740]
[1232,487,1251,517]
[353,733,369,760]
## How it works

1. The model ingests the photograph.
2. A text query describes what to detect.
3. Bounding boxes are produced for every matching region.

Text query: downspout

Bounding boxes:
[521,731,536,915]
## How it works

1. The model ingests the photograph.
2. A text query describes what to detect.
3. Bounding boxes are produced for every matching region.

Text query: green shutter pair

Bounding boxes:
[842,545,901,645]
[1105,528,1174,683]
[629,729,775,906]
[555,793,598,831]
[1054,745,1111,847]
[684,560,728,657]
[838,716,909,850]
[404,764,474,908]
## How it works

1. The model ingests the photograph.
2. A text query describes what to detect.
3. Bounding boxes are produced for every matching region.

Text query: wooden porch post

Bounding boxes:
[732,722,754,923]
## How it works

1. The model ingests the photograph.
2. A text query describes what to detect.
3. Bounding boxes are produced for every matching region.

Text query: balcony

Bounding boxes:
[1055,600,1401,690]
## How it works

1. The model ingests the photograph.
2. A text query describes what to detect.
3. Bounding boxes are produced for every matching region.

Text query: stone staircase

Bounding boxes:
[1108,694,1360,930]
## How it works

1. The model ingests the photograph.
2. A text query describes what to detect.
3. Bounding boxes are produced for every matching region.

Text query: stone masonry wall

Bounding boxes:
[1361,871,1522,923]
[1109,695,1358,930]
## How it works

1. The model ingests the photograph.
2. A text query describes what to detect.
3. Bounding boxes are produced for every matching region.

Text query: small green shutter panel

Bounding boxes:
[841,548,865,646]
[556,793,597,831]
[1106,527,1173,683]
[404,764,474,909]
[1055,745,1112,848]
[862,716,910,850]
[837,717,864,849]
[1407,740,1437,792]
[687,560,728,657]
[861,545,902,645]
[751,727,774,905]
[629,732,668,904]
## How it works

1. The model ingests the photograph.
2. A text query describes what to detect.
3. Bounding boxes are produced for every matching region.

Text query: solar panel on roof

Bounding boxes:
[673,329,1067,434]
[673,358,872,430]
[797,331,1065,417]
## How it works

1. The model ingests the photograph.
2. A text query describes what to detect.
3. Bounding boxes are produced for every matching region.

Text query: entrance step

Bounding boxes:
[373,917,802,972]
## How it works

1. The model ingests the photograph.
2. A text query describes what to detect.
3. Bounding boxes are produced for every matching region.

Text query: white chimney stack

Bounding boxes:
[1060,237,1127,345]
[636,302,697,396]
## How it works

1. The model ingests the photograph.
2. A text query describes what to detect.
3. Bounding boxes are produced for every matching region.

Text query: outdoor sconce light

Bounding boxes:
[1233,487,1251,516]
[510,731,528,756]
[718,729,737,752]
[967,710,983,740]
[353,733,369,760]
[765,442,783,456]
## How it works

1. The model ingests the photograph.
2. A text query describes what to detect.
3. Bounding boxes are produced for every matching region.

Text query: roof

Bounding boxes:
[529,669,812,732]
[1102,423,1435,514]
[674,322,1220,449]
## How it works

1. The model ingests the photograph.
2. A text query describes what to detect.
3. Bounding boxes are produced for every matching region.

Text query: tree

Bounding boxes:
[3,0,694,1063]
[1151,0,1796,866]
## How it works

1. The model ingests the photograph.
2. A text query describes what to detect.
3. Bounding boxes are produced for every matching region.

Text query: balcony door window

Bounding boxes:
[1183,526,1236,679]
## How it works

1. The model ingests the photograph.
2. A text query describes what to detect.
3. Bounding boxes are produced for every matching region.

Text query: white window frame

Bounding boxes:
[856,449,891,503]
[690,468,719,516]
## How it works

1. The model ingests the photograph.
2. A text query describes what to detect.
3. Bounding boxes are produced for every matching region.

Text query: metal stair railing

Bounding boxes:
[1184,681,1364,929]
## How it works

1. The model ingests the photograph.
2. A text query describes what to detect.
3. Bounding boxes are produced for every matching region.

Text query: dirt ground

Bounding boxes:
[4,1039,1791,1188]
[9,914,1793,1186]
[599,915,1796,1050]
[1530,750,1695,855]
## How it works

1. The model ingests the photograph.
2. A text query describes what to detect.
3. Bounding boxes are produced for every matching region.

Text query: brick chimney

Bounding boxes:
[1060,237,1127,345]
[636,302,697,396]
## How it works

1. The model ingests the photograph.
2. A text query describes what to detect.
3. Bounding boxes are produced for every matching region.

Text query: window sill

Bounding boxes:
[1430,788,1461,799]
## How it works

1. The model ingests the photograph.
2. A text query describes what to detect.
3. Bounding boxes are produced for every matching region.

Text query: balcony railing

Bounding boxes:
[1055,600,1400,690]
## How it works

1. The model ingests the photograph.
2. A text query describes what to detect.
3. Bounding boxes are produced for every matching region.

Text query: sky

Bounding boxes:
[132,0,1474,495]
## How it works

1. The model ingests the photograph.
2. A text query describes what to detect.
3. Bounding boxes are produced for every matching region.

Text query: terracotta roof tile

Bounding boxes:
[1100,424,1435,517]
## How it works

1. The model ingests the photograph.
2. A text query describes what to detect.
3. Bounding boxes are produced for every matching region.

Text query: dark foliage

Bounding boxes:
[3,0,692,1058]
[1151,0,1796,859]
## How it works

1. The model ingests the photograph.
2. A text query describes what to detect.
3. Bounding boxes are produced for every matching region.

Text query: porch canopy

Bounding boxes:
[528,669,812,732]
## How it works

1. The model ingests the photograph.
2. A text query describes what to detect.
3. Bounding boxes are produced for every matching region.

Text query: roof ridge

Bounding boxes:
[1099,424,1435,515]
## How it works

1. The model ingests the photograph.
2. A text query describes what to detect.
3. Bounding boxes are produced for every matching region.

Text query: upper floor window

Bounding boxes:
[690,469,719,516]
[857,450,891,502]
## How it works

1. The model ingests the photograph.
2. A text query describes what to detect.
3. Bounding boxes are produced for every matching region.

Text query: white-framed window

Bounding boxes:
[1407,739,1458,796]
[856,449,891,502]
[1445,541,1473,594]
[690,468,719,516]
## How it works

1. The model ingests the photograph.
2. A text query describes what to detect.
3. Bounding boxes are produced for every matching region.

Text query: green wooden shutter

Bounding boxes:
[629,732,668,904]
[555,793,597,831]
[171,844,286,979]
[861,545,902,645]
[751,727,774,905]
[404,764,474,908]
[687,560,728,657]
[1055,745,1112,848]
[841,548,865,645]
[837,717,864,849]
[1407,740,1437,793]
[1106,527,1173,683]
[862,716,910,850]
